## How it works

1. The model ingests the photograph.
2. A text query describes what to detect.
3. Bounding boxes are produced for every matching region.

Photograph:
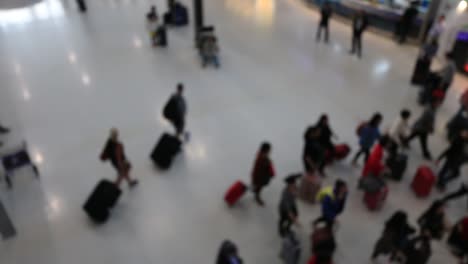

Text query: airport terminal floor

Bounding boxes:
[0,0,467,263]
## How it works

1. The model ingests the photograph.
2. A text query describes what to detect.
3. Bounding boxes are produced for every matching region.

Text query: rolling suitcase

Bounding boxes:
[411,166,436,197]
[150,133,181,169]
[299,173,321,204]
[411,58,431,85]
[364,186,388,211]
[334,144,350,160]
[386,153,408,181]
[224,181,247,206]
[83,180,122,223]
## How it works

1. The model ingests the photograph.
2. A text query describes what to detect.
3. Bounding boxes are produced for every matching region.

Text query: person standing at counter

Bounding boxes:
[349,10,368,58]
[395,2,419,44]
[316,2,333,44]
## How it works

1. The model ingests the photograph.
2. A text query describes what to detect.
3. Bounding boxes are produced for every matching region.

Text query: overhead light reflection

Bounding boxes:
[81,73,91,86]
[22,89,31,101]
[33,149,44,165]
[68,52,77,64]
[373,60,391,77]
[133,36,143,49]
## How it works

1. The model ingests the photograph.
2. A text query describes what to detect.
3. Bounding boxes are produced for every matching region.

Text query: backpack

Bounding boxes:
[163,96,177,121]
[316,186,334,203]
[356,122,367,137]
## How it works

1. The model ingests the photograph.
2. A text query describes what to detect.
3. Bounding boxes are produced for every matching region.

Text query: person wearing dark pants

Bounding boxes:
[163,83,188,139]
[395,3,418,44]
[303,126,326,175]
[77,0,87,12]
[352,113,382,166]
[350,10,368,58]
[443,183,468,203]
[278,175,300,237]
[251,142,275,206]
[405,101,440,160]
[436,130,468,191]
[316,2,332,43]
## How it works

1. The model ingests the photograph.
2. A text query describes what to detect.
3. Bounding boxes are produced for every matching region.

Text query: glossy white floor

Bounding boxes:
[0,0,467,263]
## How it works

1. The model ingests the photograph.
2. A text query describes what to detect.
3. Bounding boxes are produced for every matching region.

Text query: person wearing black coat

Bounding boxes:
[216,240,243,264]
[403,232,432,264]
[418,200,447,240]
[395,2,419,44]
[350,10,369,58]
[371,211,415,261]
[437,130,468,191]
[303,126,326,175]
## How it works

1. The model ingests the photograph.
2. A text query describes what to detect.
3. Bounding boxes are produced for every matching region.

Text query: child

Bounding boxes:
[352,113,383,165]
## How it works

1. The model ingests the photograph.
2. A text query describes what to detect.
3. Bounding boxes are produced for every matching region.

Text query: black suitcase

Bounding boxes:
[83,180,122,223]
[411,58,431,85]
[150,133,181,169]
[386,153,408,181]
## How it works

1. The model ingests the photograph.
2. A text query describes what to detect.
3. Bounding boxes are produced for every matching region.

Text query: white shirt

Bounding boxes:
[389,117,409,144]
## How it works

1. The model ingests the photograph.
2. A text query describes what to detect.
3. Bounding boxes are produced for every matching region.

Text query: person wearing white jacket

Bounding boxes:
[389,109,411,147]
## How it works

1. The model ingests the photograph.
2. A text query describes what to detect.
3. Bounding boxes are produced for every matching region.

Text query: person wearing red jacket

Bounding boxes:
[251,142,275,206]
[362,136,391,178]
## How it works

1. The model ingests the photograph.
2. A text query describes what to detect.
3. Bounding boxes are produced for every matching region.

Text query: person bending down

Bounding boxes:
[100,128,138,188]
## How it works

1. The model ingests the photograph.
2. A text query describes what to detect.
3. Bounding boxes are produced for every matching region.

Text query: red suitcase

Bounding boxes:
[363,186,388,211]
[334,144,350,160]
[411,166,436,197]
[224,181,247,206]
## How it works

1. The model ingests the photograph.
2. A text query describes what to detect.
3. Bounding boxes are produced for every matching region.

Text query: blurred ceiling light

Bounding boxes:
[81,73,91,86]
[457,0,467,12]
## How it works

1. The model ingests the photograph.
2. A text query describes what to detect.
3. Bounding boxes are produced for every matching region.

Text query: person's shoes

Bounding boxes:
[255,197,265,207]
[129,180,139,188]
[423,153,433,161]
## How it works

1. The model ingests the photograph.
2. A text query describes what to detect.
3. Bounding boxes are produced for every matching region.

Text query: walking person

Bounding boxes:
[371,210,415,261]
[349,10,368,58]
[395,2,419,44]
[437,52,457,91]
[436,129,468,191]
[418,200,449,240]
[352,113,383,166]
[388,109,411,148]
[251,142,275,206]
[315,179,348,227]
[427,15,446,43]
[100,128,138,188]
[405,100,441,160]
[303,126,326,175]
[315,114,337,161]
[278,175,301,237]
[316,2,333,43]
[163,83,188,139]
[76,0,87,12]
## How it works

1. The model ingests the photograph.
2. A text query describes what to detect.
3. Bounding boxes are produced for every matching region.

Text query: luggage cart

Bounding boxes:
[1,141,39,188]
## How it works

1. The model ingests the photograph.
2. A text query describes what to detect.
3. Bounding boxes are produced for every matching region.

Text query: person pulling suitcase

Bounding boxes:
[251,142,275,206]
[163,83,189,140]
[100,128,138,188]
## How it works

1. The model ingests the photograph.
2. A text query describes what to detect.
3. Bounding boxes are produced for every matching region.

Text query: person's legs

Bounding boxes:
[364,147,370,163]
[443,183,468,202]
[324,24,329,43]
[116,163,138,188]
[352,146,365,164]
[278,212,292,237]
[316,25,323,42]
[350,34,356,53]
[253,185,264,206]
[439,163,461,189]
[173,117,185,136]
[357,34,362,58]
[418,133,432,160]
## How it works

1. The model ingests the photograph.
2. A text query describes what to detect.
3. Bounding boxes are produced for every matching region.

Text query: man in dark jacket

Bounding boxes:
[436,130,468,191]
[163,83,187,138]
[396,2,419,44]
[350,10,368,58]
[405,100,440,160]
[316,2,333,43]
[303,126,326,175]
